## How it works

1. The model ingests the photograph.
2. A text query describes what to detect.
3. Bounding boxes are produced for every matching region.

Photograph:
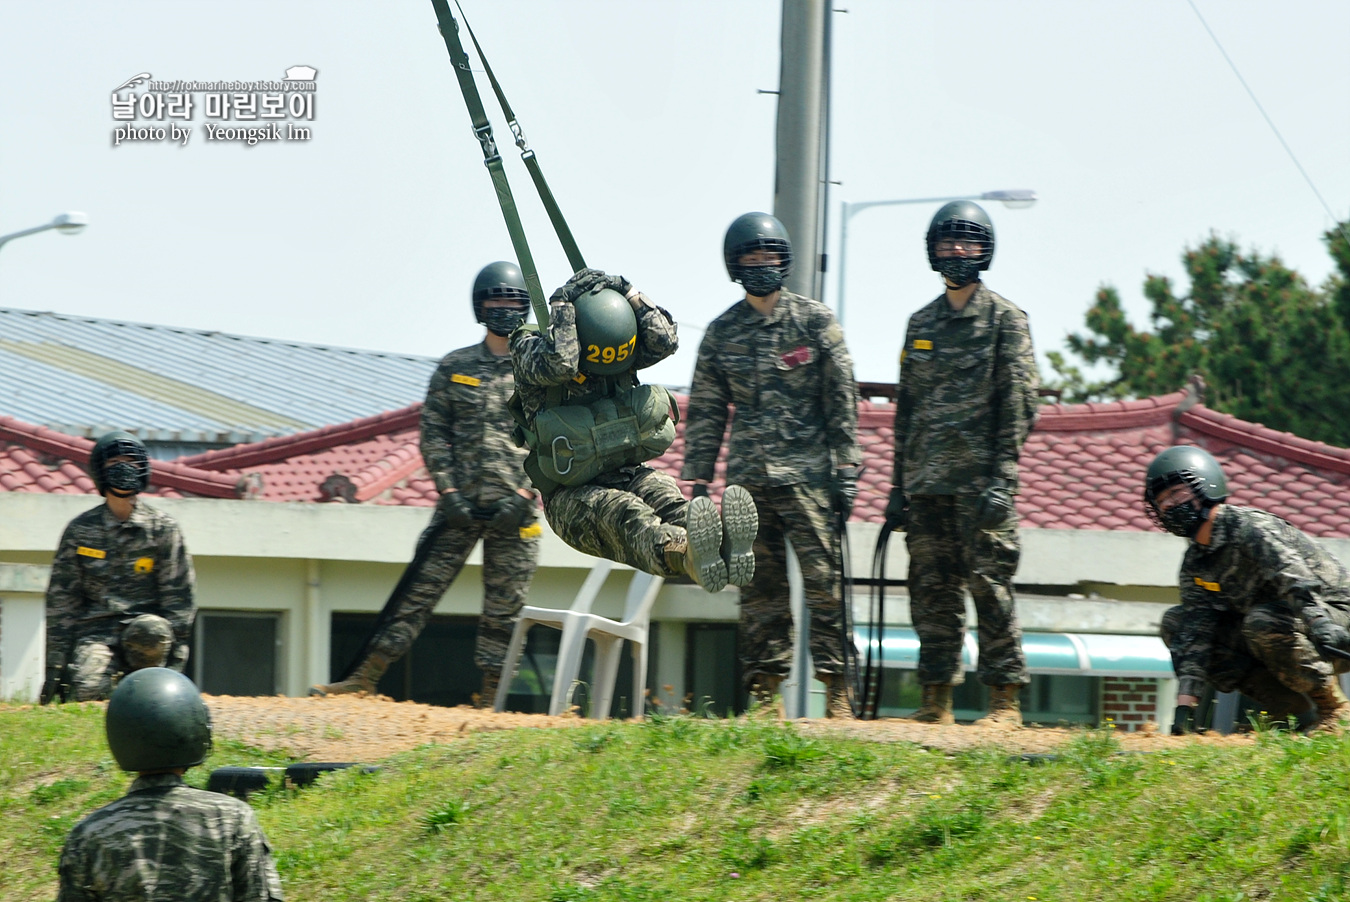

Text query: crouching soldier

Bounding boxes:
[509,268,757,593]
[43,431,195,704]
[1147,445,1350,733]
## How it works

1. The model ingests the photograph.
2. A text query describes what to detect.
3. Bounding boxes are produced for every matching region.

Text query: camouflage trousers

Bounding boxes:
[544,466,688,578]
[738,482,844,686]
[906,494,1029,687]
[1161,602,1349,697]
[64,614,182,702]
[363,507,539,673]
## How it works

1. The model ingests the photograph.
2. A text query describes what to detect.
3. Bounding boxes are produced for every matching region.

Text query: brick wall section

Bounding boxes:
[1100,677,1161,732]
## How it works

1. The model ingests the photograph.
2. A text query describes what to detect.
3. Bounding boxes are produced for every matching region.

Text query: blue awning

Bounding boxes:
[860,628,1173,678]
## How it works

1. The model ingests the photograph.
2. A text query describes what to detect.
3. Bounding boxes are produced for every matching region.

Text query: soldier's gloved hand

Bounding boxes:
[603,274,635,298]
[549,268,609,305]
[40,665,64,705]
[1306,610,1350,658]
[975,478,1016,530]
[833,466,863,519]
[690,483,710,501]
[488,493,535,535]
[883,488,909,532]
[1170,704,1195,735]
[437,490,476,528]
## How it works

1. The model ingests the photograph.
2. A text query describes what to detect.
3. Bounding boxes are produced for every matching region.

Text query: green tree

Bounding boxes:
[1046,222,1350,446]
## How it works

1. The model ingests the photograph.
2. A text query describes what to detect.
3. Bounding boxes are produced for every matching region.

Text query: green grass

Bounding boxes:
[5,703,1350,901]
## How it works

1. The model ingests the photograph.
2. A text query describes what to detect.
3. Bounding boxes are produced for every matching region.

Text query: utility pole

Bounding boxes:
[773,0,830,303]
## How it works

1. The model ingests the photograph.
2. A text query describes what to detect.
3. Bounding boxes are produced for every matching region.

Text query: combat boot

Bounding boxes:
[820,672,853,719]
[906,684,955,724]
[477,669,501,710]
[1306,677,1350,733]
[309,651,392,697]
[748,673,785,717]
[1238,670,1313,728]
[975,684,1023,729]
[719,485,758,588]
[673,495,728,593]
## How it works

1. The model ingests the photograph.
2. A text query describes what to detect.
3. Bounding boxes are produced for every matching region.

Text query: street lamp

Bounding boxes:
[836,190,1035,326]
[0,212,90,255]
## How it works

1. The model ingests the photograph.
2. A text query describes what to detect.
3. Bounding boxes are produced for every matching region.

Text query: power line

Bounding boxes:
[1186,0,1349,248]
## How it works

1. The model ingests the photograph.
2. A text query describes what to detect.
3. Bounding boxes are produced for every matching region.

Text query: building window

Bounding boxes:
[193,611,280,697]
[686,623,742,716]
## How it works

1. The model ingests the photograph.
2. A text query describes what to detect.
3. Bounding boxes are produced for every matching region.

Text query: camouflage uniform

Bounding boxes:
[45,502,196,702]
[58,772,283,901]
[511,295,689,575]
[1160,505,1350,699]
[358,342,539,674]
[682,290,861,684]
[894,284,1039,687]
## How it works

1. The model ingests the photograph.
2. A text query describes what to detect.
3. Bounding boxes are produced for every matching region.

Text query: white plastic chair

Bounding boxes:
[493,559,664,719]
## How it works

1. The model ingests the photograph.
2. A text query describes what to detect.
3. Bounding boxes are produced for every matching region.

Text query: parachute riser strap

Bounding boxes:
[429,0,550,329]
[455,2,587,273]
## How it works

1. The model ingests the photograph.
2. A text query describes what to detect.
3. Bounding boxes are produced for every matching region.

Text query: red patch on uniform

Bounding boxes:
[779,345,812,368]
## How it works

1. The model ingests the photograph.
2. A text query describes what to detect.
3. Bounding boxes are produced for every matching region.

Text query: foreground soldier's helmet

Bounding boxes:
[472,261,531,336]
[89,431,151,496]
[106,668,213,772]
[723,212,793,295]
[574,287,638,376]
[1143,445,1229,538]
[927,201,995,286]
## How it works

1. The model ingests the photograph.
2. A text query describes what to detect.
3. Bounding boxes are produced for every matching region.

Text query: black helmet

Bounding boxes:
[471,261,530,336]
[723,212,793,295]
[574,287,638,376]
[89,431,151,497]
[1143,445,1229,538]
[926,201,995,286]
[106,668,212,772]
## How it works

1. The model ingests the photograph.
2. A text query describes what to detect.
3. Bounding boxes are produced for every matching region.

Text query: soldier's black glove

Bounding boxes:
[833,466,863,519]
[437,490,476,528]
[40,665,64,705]
[1305,609,1350,659]
[549,268,609,305]
[975,478,1016,531]
[488,493,535,535]
[690,483,710,501]
[883,487,909,532]
[603,274,634,298]
[1170,704,1196,735]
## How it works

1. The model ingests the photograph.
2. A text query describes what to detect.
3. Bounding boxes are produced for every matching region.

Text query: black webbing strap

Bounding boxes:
[455,3,587,275]
[429,0,551,329]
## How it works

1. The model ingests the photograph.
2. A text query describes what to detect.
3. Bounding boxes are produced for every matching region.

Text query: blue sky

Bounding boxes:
[1,1,1346,389]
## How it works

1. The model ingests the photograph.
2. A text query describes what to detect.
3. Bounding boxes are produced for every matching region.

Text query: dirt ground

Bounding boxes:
[200,694,1259,764]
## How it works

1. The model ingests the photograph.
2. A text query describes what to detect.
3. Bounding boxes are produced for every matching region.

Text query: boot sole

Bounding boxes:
[686,496,728,593]
[720,485,758,588]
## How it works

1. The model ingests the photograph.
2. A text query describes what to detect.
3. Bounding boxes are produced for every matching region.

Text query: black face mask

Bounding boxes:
[1158,499,1206,538]
[105,461,143,496]
[935,258,981,288]
[739,266,785,297]
[482,307,527,336]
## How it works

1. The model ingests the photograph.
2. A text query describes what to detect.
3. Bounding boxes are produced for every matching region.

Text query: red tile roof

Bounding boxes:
[5,387,1350,538]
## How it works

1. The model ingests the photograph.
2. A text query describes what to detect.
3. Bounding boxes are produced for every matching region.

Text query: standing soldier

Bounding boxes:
[311,262,541,705]
[887,201,1039,728]
[510,267,758,596]
[1147,446,1350,733]
[59,667,284,901]
[682,212,862,717]
[43,431,196,704]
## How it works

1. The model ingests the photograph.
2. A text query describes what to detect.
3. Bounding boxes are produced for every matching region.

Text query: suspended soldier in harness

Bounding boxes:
[509,269,759,593]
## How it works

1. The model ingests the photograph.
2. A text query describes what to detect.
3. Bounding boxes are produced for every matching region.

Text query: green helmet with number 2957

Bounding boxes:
[574,287,638,375]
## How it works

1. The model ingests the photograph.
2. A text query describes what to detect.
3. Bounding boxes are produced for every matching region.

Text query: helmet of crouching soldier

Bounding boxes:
[926,201,995,287]
[472,261,531,336]
[1144,445,1230,538]
[106,668,213,772]
[89,431,151,497]
[723,212,793,297]
[574,287,639,376]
